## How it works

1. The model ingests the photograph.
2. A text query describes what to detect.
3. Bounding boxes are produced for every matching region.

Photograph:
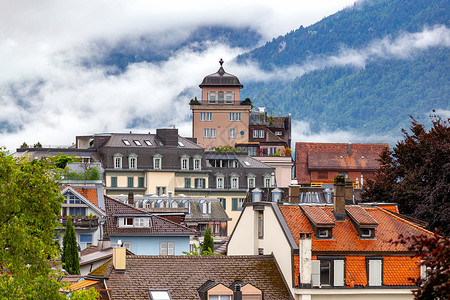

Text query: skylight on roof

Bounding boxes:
[134,140,142,146]
[144,140,152,146]
[123,139,131,146]
[244,161,250,166]
[178,141,185,147]
[148,290,171,300]
[156,140,163,146]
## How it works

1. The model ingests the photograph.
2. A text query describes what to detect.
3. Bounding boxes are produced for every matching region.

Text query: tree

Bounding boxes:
[0,150,64,298]
[394,230,449,300]
[62,217,80,275]
[20,142,28,149]
[33,141,42,148]
[362,115,450,235]
[201,227,214,255]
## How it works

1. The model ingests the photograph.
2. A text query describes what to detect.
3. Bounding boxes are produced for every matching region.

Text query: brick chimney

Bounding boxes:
[113,247,126,273]
[299,233,312,287]
[156,128,179,147]
[348,141,352,156]
[344,178,354,205]
[128,192,134,205]
[333,176,346,221]
[97,235,111,251]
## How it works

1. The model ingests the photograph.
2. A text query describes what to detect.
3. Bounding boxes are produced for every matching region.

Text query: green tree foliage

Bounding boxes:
[54,167,101,181]
[33,141,42,148]
[19,142,28,149]
[362,115,450,235]
[69,287,99,300]
[62,217,80,275]
[201,227,215,255]
[394,230,449,300]
[0,150,63,298]
[54,155,74,169]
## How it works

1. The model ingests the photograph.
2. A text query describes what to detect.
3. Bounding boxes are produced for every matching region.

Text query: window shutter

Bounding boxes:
[160,242,168,255]
[207,202,211,214]
[221,198,226,210]
[369,260,382,286]
[202,178,206,188]
[184,178,191,188]
[111,177,117,187]
[138,177,144,187]
[232,198,238,211]
[167,242,175,255]
[311,260,320,286]
[334,260,345,286]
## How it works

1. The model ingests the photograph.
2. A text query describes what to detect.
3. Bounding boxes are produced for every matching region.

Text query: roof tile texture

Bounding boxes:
[100,255,292,300]
[301,206,335,225]
[346,206,378,225]
[75,188,98,206]
[295,142,388,184]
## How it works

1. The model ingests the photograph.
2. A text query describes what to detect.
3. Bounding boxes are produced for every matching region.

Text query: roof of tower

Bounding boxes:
[199,58,243,88]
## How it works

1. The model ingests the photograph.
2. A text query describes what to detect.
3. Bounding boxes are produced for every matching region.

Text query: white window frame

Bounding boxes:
[236,112,241,121]
[181,155,189,170]
[253,130,259,138]
[204,128,209,138]
[156,186,166,196]
[129,154,138,169]
[114,154,123,169]
[259,129,264,138]
[247,176,256,189]
[207,112,212,121]
[226,92,233,103]
[134,217,145,227]
[193,156,201,170]
[210,128,216,138]
[229,129,236,139]
[231,176,239,189]
[264,175,271,188]
[229,113,235,121]
[275,130,282,135]
[200,112,206,121]
[216,176,224,189]
[153,154,162,170]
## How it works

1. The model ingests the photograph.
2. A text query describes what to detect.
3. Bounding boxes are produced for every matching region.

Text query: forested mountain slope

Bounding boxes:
[238,0,449,135]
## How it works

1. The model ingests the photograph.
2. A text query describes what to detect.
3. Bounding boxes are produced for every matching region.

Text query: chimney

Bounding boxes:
[333,176,346,221]
[299,233,312,287]
[113,247,126,273]
[289,184,300,203]
[156,128,179,147]
[233,285,242,300]
[344,178,354,204]
[348,141,352,156]
[128,192,134,205]
[97,235,111,251]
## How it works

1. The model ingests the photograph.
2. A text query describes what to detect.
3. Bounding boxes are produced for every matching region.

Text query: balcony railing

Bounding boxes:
[58,216,99,228]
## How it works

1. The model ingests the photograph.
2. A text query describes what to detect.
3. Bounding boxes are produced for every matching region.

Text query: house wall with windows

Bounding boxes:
[109,236,190,255]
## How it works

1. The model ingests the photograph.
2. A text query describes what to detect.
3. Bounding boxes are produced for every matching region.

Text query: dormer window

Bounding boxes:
[362,229,372,237]
[318,229,329,238]
[247,174,256,189]
[216,175,224,189]
[153,154,162,170]
[193,156,202,170]
[114,154,123,169]
[181,155,189,170]
[263,174,271,188]
[231,175,239,189]
[129,154,138,169]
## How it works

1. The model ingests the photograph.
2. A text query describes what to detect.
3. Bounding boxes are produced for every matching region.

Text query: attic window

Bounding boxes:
[123,139,131,146]
[275,131,282,135]
[243,161,250,166]
[361,229,371,237]
[156,140,163,146]
[178,141,185,147]
[144,140,153,146]
[134,140,142,146]
[318,229,329,238]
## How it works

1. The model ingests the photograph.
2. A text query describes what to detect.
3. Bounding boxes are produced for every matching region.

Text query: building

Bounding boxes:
[295,142,388,187]
[79,253,293,299]
[227,178,432,299]
[76,128,209,197]
[57,184,106,250]
[103,195,196,255]
[191,59,294,187]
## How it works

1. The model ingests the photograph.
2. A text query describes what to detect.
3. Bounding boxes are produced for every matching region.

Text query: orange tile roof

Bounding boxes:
[346,256,367,287]
[67,279,99,291]
[76,188,98,206]
[301,206,334,226]
[375,204,399,214]
[279,205,431,252]
[384,256,420,286]
[346,206,378,225]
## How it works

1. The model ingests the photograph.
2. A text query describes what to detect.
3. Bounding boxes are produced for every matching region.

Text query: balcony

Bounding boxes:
[58,216,99,229]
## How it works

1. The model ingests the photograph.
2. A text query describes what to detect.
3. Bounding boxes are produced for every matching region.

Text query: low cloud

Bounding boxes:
[234,25,450,82]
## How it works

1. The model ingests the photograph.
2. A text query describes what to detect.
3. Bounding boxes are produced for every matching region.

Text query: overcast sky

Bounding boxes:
[1,0,364,152]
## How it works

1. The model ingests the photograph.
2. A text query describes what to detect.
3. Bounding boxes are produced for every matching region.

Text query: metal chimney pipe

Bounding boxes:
[233,285,242,300]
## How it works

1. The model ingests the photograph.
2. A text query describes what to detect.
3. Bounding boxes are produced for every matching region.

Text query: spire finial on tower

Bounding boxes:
[219,58,224,66]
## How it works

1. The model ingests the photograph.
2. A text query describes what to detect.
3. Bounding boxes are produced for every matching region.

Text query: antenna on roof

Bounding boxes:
[219,58,224,66]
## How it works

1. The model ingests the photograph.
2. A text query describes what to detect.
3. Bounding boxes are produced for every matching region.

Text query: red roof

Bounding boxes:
[279,204,431,287]
[295,142,388,184]
[75,188,98,206]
